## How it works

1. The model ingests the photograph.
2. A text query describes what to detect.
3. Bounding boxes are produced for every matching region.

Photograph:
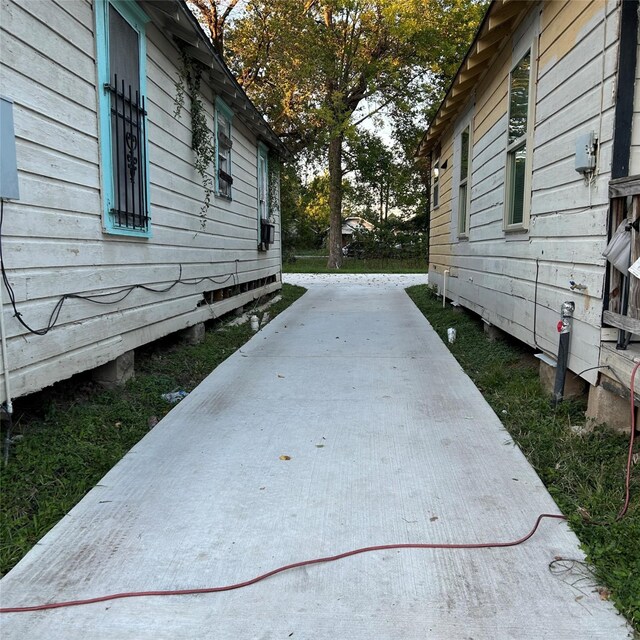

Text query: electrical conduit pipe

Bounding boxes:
[553,301,575,406]
[0,269,12,416]
[443,269,449,308]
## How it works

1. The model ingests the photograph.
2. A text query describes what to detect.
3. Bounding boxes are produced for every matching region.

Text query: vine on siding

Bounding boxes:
[268,155,281,223]
[173,49,215,223]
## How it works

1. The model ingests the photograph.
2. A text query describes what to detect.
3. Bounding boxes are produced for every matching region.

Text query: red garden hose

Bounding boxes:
[1,365,637,614]
[617,360,640,520]
[0,513,567,613]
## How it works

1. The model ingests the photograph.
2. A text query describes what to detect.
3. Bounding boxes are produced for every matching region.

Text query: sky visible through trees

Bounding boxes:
[188,0,487,265]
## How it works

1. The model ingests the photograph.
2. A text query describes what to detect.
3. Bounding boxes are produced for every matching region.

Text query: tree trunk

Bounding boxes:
[327,134,344,269]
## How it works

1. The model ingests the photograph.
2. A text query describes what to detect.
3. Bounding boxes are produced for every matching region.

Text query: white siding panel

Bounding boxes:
[0,66,98,136]
[0,1,281,402]
[14,105,98,164]
[441,3,615,379]
[1,5,95,88]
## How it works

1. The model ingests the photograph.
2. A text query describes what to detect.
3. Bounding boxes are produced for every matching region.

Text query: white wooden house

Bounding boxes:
[341,216,375,246]
[0,0,288,403]
[416,0,640,427]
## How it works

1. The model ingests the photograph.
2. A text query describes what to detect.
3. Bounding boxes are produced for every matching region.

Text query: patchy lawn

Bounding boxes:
[406,284,640,631]
[0,284,306,576]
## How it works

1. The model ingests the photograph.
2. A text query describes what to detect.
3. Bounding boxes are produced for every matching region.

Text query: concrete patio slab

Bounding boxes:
[0,274,632,639]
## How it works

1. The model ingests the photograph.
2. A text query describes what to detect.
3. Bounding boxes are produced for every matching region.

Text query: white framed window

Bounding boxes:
[432,154,440,209]
[458,125,471,236]
[504,39,537,231]
[215,98,233,199]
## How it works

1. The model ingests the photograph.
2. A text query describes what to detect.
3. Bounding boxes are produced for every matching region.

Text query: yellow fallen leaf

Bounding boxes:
[279,455,291,461]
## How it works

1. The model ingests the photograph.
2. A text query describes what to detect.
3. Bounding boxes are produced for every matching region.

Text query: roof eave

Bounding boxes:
[415,0,530,159]
[138,0,292,160]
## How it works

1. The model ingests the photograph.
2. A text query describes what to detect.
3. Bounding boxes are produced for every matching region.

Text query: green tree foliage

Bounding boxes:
[225,0,485,268]
[344,129,428,226]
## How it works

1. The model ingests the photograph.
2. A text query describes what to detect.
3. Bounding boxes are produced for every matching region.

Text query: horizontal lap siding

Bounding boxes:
[0,0,280,401]
[429,131,454,274]
[428,1,617,385]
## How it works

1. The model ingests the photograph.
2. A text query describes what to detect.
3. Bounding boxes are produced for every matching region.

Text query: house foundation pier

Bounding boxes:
[93,350,135,389]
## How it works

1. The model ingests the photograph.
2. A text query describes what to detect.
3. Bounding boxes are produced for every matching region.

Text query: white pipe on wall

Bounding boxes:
[443,269,450,308]
[0,273,12,414]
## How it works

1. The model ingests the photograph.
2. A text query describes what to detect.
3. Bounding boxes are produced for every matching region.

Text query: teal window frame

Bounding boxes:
[215,97,234,199]
[95,0,151,237]
[257,142,269,244]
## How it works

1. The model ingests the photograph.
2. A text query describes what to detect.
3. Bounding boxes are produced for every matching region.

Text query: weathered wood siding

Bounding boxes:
[0,0,281,401]
[631,36,640,175]
[428,131,454,273]
[429,0,619,385]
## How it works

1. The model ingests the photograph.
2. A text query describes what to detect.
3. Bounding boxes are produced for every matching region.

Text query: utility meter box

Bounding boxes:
[575,131,597,174]
[0,96,20,200]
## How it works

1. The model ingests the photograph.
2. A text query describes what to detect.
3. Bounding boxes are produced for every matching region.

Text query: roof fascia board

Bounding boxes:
[138,0,290,158]
[415,0,530,159]
[488,0,525,30]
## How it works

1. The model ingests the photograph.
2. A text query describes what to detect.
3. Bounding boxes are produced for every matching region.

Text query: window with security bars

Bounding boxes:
[257,144,274,249]
[107,3,148,231]
[216,106,233,198]
[96,0,149,235]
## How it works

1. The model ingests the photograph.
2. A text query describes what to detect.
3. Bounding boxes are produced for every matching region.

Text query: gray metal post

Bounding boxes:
[553,301,575,406]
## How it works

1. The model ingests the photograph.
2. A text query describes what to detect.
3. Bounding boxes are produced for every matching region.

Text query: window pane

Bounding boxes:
[459,183,467,234]
[433,157,440,208]
[109,6,139,92]
[258,154,268,219]
[508,52,530,144]
[217,109,232,197]
[109,5,146,230]
[509,146,527,225]
[460,128,469,179]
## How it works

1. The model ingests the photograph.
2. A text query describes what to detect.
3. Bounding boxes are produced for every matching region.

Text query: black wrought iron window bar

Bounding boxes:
[219,169,233,187]
[107,74,149,231]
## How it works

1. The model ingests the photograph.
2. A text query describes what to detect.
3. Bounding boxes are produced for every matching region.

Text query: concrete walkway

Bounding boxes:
[0,274,632,639]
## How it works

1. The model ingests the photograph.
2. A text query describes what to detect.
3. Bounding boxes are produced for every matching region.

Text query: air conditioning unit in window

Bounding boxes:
[260,219,275,249]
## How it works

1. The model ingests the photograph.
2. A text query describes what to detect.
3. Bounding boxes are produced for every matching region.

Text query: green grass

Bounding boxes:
[406,285,640,631]
[283,256,428,273]
[291,248,328,257]
[0,284,306,576]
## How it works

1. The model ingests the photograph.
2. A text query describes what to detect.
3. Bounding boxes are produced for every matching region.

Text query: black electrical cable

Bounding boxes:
[0,200,236,337]
[532,258,546,352]
[574,364,626,387]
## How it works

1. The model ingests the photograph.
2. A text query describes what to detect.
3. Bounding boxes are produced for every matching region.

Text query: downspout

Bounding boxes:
[611,0,638,180]
[610,0,639,348]
[0,270,12,417]
[0,94,18,463]
[0,212,13,465]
